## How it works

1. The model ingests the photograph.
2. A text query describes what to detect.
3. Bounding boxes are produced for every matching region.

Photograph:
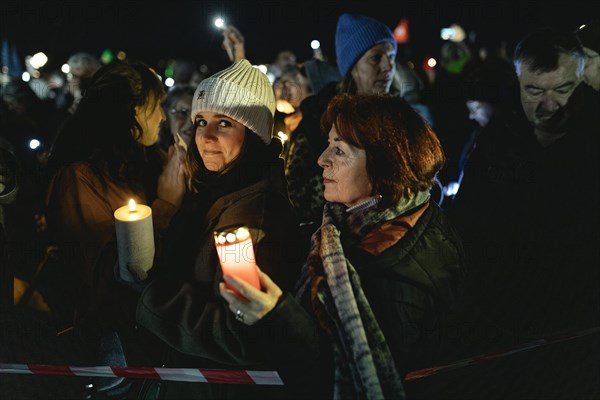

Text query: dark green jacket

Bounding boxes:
[259,202,466,398]
[347,202,466,375]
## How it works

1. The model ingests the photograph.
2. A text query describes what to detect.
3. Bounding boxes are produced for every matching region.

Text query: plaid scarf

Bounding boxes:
[297,191,430,400]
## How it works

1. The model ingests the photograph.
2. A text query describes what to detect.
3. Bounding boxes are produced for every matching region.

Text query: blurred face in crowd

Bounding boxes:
[351,42,396,94]
[583,47,600,90]
[194,112,246,172]
[518,53,582,133]
[168,94,194,145]
[466,100,494,128]
[67,64,99,98]
[273,71,312,109]
[318,125,372,208]
[135,98,166,146]
[2,95,27,115]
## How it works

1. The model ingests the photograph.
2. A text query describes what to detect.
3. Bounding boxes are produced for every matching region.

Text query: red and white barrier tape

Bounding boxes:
[0,364,283,385]
[1,326,598,384]
[404,326,600,381]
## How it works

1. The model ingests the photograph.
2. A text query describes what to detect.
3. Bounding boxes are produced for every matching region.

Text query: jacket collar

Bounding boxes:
[358,201,432,257]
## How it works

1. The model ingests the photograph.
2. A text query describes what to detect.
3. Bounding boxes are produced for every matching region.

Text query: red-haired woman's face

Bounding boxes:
[318,125,372,208]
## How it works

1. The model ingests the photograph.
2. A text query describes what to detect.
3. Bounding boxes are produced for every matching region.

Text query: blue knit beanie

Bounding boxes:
[335,13,397,77]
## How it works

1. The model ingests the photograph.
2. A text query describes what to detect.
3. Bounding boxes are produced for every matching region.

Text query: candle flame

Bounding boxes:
[128,199,137,212]
[236,227,250,241]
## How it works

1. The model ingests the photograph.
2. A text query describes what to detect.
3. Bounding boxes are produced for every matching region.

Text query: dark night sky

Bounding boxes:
[0,0,596,75]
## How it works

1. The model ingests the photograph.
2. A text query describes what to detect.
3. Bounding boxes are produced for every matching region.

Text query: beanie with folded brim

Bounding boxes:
[192,59,275,144]
[335,13,398,77]
[577,20,600,55]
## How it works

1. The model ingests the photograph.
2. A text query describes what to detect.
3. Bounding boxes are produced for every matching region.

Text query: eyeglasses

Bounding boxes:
[169,108,191,120]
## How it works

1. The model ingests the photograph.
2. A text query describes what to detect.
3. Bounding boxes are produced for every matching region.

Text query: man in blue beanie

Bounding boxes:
[285,13,399,234]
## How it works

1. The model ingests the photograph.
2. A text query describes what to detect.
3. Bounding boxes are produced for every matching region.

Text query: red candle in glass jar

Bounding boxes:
[214,226,260,291]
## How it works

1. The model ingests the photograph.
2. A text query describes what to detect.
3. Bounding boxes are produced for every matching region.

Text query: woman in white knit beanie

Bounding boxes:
[136,60,317,399]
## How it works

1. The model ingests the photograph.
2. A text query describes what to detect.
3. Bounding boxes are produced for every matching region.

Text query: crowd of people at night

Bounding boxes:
[1,11,599,400]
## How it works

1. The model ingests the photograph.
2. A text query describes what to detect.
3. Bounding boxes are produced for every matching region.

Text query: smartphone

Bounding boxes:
[214,226,260,291]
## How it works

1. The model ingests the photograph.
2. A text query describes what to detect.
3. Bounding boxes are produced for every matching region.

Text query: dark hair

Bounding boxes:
[320,94,445,206]
[337,73,359,94]
[48,60,165,189]
[513,27,585,77]
[461,58,518,107]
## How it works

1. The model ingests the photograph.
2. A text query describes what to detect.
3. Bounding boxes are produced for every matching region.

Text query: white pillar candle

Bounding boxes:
[214,226,260,291]
[114,199,154,281]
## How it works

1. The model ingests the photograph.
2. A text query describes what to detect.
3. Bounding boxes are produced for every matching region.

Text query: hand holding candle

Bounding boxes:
[214,226,260,292]
[114,199,154,281]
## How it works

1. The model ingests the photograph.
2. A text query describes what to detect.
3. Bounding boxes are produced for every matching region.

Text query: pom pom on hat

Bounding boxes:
[335,13,397,77]
[192,59,275,144]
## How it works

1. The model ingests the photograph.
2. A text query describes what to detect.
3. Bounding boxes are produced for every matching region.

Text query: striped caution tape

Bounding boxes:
[0,364,283,385]
[1,326,598,384]
[404,326,600,381]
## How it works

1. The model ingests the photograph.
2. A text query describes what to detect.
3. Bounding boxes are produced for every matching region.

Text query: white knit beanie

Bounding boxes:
[191,59,275,144]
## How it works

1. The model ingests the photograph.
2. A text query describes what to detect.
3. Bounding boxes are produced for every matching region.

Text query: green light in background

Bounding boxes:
[101,49,115,64]
[164,64,174,78]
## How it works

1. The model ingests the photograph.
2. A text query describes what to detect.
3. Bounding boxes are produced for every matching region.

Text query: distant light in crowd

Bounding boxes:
[449,24,466,42]
[427,58,437,68]
[30,52,48,69]
[214,18,225,29]
[444,182,460,197]
[29,139,41,150]
[101,49,115,64]
[22,72,31,82]
[276,99,295,114]
[256,65,268,74]
[393,18,410,44]
[441,24,466,42]
[164,77,175,87]
[311,40,320,50]
[61,64,70,74]
[579,24,586,30]
[164,64,174,78]
[277,131,289,143]
[117,51,127,61]
[440,27,454,41]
